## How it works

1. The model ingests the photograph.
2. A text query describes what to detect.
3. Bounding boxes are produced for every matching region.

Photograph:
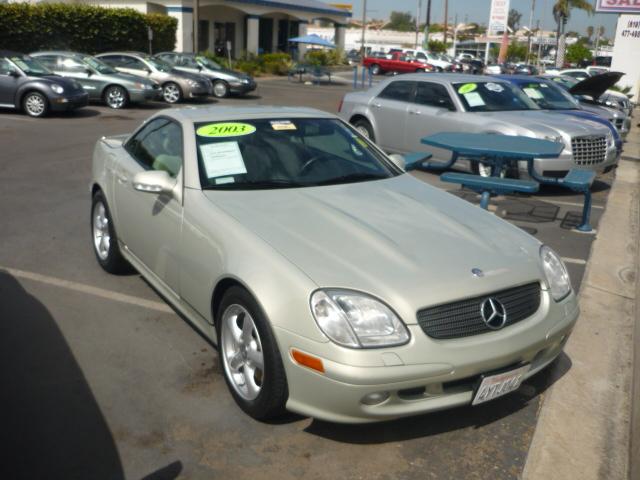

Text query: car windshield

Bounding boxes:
[196,56,221,70]
[517,81,579,110]
[81,55,117,74]
[196,118,398,190]
[9,55,51,76]
[144,56,173,72]
[453,81,539,112]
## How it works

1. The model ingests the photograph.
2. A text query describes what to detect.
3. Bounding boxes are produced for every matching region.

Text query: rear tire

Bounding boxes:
[22,91,49,118]
[352,118,375,141]
[370,64,381,75]
[217,286,288,420]
[91,191,131,274]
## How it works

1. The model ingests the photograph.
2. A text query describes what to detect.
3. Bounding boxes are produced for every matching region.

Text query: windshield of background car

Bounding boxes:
[453,81,539,112]
[195,118,398,190]
[518,81,579,110]
[196,56,221,70]
[9,55,51,76]
[82,56,117,74]
[144,56,172,72]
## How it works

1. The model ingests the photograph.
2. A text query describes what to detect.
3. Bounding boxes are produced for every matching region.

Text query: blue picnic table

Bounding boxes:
[408,132,595,232]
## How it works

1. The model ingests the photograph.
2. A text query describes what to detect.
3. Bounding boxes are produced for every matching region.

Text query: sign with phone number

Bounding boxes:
[596,0,640,13]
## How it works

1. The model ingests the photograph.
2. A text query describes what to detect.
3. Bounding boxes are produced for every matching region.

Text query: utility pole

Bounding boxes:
[594,25,601,60]
[415,0,422,49]
[526,0,536,63]
[193,0,199,53]
[424,0,432,49]
[360,0,367,61]
[443,0,448,45]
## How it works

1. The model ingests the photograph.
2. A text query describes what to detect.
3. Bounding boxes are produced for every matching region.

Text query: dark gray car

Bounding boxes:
[155,52,256,98]
[0,50,88,117]
[31,51,161,109]
[96,52,212,104]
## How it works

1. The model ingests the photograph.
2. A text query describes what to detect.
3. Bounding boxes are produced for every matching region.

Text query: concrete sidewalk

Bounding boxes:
[523,127,640,478]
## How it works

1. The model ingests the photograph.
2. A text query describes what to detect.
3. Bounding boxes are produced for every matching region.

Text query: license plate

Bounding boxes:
[472,365,530,406]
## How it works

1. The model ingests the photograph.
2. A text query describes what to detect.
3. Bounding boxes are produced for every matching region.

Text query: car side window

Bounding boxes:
[99,55,122,67]
[34,55,58,70]
[0,58,16,75]
[60,57,85,73]
[125,119,183,178]
[120,56,147,70]
[415,82,455,110]
[378,81,415,102]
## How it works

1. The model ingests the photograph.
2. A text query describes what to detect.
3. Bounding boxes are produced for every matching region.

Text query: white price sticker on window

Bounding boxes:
[464,92,485,107]
[199,141,247,178]
[523,87,544,99]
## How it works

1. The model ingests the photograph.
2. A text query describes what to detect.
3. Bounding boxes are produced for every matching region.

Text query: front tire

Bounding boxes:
[91,191,131,274]
[104,85,128,109]
[212,80,229,98]
[218,286,288,420]
[352,118,375,142]
[162,82,182,104]
[370,64,381,75]
[22,91,49,118]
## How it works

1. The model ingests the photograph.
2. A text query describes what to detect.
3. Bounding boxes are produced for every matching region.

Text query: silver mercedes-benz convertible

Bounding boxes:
[90,106,578,423]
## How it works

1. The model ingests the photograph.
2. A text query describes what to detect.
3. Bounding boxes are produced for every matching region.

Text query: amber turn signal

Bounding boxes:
[291,349,325,373]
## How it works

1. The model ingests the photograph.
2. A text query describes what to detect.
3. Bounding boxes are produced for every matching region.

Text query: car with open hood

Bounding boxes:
[155,52,256,99]
[0,50,88,117]
[96,52,212,104]
[31,51,161,109]
[495,74,625,148]
[90,105,578,423]
[339,73,617,179]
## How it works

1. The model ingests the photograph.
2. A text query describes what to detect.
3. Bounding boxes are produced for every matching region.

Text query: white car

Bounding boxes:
[402,49,452,71]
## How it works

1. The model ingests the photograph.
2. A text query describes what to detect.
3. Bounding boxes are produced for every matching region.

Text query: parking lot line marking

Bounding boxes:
[561,257,587,265]
[1,266,173,313]
[544,199,605,210]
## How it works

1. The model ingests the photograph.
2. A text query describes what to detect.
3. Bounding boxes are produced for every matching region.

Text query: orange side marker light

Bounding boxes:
[291,349,325,373]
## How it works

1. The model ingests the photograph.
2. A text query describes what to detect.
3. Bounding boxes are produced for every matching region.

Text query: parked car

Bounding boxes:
[402,49,452,71]
[543,73,631,139]
[460,58,485,74]
[364,52,432,75]
[31,51,161,109]
[338,73,617,178]
[155,52,256,99]
[345,49,362,65]
[96,52,212,104]
[90,105,578,423]
[513,64,540,75]
[0,50,88,117]
[494,75,624,150]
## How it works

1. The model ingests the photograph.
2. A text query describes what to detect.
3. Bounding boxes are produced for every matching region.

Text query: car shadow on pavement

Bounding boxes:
[304,353,572,444]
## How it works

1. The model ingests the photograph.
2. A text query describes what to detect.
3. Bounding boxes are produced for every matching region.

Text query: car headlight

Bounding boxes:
[186,79,200,87]
[543,135,564,148]
[310,290,410,348]
[540,245,571,301]
[242,78,251,84]
[50,84,64,94]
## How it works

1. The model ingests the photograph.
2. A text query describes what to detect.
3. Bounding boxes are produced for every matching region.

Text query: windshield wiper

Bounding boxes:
[312,173,388,186]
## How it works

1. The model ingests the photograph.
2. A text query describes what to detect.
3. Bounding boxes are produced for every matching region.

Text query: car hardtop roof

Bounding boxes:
[386,73,503,84]
[163,105,337,123]
[493,74,548,84]
[97,51,148,57]
[0,50,25,58]
[32,50,90,57]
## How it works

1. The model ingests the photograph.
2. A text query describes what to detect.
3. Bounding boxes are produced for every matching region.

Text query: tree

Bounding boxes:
[428,39,447,53]
[565,41,592,64]
[552,0,594,66]
[508,9,522,31]
[385,11,414,31]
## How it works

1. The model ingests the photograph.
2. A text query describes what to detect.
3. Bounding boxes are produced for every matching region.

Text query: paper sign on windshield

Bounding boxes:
[200,141,247,178]
[464,92,485,107]
[523,87,544,99]
[196,122,256,138]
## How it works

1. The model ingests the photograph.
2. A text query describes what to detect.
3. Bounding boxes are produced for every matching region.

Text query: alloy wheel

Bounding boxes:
[220,304,265,401]
[24,93,46,117]
[213,81,228,98]
[105,86,126,109]
[163,83,181,103]
[92,201,110,261]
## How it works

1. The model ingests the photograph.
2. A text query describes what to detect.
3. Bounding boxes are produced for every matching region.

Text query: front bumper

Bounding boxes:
[186,82,213,98]
[128,87,162,103]
[517,145,619,178]
[229,81,257,95]
[49,92,89,111]
[276,290,579,423]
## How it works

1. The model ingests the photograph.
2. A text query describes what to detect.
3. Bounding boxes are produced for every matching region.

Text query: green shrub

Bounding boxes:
[0,3,176,54]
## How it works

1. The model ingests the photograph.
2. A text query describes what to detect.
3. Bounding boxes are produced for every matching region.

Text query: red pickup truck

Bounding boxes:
[363,52,432,75]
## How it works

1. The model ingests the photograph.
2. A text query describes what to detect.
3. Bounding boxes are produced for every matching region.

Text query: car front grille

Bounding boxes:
[571,135,607,166]
[417,282,541,340]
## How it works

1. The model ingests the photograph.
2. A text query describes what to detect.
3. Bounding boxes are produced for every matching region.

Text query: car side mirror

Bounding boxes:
[132,170,175,195]
[85,68,93,76]
[8,69,20,78]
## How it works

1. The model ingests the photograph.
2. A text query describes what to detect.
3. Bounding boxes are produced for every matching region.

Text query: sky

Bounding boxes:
[341,0,619,38]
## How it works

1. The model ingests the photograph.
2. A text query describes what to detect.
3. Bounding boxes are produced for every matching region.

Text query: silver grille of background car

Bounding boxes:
[417,283,541,339]
[571,135,607,166]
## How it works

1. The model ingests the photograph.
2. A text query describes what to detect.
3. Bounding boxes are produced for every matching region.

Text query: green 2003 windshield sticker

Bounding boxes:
[196,122,256,137]
[458,83,477,94]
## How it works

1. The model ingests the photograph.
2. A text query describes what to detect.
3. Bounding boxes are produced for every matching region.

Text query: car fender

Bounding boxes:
[14,81,51,109]
[349,105,379,140]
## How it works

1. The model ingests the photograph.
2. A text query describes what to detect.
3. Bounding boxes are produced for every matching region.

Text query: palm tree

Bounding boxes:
[552,0,593,66]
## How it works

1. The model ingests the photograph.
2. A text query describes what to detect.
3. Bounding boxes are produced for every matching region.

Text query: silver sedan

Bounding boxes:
[91,106,578,423]
[339,73,618,178]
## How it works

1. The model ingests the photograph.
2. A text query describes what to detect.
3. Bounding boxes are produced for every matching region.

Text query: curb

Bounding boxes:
[522,153,640,479]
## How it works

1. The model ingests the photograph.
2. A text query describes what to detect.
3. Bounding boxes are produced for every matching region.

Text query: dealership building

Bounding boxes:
[16,0,351,56]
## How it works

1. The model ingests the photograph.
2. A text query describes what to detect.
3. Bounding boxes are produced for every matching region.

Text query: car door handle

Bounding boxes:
[116,173,129,184]
[372,102,382,108]
[408,109,422,115]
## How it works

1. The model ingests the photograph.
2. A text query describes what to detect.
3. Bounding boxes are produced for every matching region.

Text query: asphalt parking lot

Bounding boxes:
[0,78,613,480]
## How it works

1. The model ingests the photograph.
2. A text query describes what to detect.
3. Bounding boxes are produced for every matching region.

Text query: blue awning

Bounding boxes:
[288,34,336,48]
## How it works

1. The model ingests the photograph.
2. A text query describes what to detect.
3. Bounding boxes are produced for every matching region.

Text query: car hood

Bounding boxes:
[206,67,251,81]
[203,175,543,317]
[568,71,624,99]
[475,110,610,137]
[41,75,85,93]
